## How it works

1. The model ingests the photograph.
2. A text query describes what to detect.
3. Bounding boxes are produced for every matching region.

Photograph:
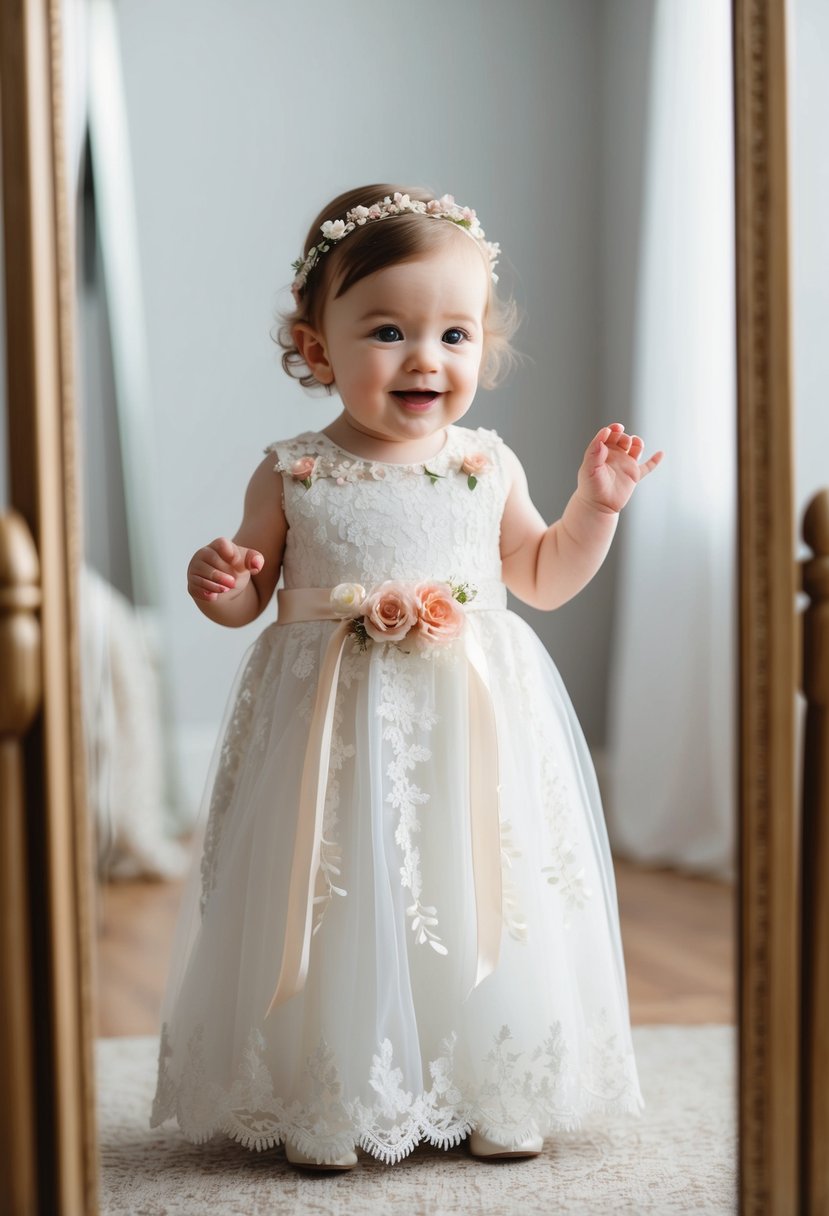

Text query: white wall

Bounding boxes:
[792,0,829,534]
[110,0,609,795]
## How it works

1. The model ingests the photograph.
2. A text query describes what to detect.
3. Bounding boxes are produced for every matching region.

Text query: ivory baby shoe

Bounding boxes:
[468,1129,544,1160]
[285,1141,359,1171]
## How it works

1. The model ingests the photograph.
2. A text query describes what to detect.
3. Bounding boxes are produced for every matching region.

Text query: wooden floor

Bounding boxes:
[93,857,735,1037]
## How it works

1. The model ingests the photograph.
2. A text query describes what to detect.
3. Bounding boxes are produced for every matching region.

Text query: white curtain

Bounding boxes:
[605,0,736,881]
[80,566,188,880]
[62,0,89,228]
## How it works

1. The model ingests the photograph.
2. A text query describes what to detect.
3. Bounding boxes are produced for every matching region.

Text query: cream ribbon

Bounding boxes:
[265,586,503,1018]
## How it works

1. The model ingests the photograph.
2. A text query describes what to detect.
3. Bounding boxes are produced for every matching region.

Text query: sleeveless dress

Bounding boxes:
[149,424,644,1163]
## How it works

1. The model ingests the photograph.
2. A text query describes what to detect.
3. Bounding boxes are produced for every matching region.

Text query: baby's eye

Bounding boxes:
[442,328,467,346]
[374,325,403,343]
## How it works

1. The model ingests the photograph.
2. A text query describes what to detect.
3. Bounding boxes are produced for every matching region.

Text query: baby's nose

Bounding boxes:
[403,340,440,374]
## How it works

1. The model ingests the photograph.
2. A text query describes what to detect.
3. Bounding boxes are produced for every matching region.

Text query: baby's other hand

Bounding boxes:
[576,423,664,514]
[187,537,265,602]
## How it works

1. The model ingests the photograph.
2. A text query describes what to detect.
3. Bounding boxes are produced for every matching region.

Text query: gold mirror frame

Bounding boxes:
[0,0,800,1210]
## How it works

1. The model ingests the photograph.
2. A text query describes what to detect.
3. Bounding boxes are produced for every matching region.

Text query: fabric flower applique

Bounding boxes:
[424,451,491,490]
[414,582,466,644]
[361,582,420,643]
[280,452,390,487]
[289,456,318,488]
[329,582,366,616]
[328,579,476,652]
[460,452,491,490]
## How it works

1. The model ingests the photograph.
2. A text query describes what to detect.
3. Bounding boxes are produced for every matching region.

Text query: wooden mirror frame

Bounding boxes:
[733,0,799,1208]
[0,0,799,1210]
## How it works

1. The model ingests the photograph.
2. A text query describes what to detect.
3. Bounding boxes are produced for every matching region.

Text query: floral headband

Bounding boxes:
[290,192,501,303]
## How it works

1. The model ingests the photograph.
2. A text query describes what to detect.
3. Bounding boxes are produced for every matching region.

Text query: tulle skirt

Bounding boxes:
[150,609,643,1163]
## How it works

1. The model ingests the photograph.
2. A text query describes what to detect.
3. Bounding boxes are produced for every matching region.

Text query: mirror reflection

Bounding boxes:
[72,0,736,1202]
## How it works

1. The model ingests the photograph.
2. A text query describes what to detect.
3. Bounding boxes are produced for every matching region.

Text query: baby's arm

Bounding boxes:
[500,424,663,610]
[187,454,288,627]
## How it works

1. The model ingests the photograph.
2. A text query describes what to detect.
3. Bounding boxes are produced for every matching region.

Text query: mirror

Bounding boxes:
[3,0,804,1209]
[75,0,737,1198]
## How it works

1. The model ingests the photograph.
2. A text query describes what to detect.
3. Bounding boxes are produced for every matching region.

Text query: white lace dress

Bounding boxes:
[150,424,644,1163]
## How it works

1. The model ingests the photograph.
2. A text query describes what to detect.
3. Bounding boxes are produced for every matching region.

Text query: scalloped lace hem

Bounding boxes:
[149,1016,644,1164]
[151,1108,474,1164]
[150,1094,645,1165]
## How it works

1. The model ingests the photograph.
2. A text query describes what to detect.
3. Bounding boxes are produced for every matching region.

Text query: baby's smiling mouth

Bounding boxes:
[391,390,442,405]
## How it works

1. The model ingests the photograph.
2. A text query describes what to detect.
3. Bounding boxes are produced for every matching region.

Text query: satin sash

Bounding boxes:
[264,585,503,1017]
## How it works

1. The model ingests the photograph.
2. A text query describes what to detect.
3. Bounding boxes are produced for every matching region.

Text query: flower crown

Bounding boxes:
[290,192,501,303]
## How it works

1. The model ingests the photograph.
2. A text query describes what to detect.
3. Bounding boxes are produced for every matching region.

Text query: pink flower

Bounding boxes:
[362,580,419,642]
[413,582,466,645]
[461,452,491,477]
[290,456,317,481]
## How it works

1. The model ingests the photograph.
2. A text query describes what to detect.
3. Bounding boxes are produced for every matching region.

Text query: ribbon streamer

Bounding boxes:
[265,586,503,1017]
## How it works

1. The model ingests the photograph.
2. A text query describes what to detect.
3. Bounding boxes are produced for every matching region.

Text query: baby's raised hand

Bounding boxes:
[187,537,265,602]
[577,423,663,514]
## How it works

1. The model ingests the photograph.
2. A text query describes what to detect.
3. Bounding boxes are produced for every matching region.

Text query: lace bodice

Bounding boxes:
[266,425,509,608]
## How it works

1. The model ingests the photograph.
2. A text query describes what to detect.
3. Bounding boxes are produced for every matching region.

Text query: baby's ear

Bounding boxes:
[293,322,334,385]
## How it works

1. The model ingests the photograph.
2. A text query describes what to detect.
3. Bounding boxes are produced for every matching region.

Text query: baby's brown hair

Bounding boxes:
[276,183,519,391]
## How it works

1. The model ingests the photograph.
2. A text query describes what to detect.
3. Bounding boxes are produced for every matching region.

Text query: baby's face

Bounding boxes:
[317,239,489,446]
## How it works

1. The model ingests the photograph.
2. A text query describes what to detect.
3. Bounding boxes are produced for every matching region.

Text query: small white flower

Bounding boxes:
[329,582,367,618]
[321,219,347,240]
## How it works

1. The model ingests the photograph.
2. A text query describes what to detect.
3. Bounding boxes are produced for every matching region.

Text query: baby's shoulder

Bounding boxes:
[451,422,502,446]
[263,430,321,472]
[450,423,505,458]
[451,424,524,495]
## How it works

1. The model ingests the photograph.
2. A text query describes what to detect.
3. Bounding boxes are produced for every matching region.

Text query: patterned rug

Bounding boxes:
[96,1025,737,1215]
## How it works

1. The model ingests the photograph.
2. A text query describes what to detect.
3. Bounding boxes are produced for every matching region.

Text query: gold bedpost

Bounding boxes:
[0,512,42,1216]
[800,488,829,1213]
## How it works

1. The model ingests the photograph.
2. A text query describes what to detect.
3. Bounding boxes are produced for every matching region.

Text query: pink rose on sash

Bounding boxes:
[413,581,466,644]
[362,581,419,642]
